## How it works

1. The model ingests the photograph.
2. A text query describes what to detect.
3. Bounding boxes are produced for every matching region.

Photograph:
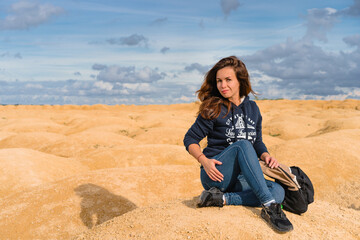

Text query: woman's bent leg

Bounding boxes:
[200,146,240,192]
[200,140,256,192]
[230,140,275,205]
[224,179,285,206]
[200,140,276,206]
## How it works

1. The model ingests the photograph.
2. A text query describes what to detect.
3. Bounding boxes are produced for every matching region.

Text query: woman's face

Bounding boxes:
[216,66,240,103]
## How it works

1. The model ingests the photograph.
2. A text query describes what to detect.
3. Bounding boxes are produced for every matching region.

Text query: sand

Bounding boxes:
[0,100,359,239]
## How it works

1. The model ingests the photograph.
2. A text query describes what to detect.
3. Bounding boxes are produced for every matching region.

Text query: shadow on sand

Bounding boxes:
[74,183,137,229]
[182,196,200,209]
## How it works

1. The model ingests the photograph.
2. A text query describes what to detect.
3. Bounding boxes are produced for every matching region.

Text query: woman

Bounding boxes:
[183,56,293,232]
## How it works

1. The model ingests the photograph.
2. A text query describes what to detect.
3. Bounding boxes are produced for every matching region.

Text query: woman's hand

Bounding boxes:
[199,156,224,182]
[187,144,223,182]
[261,152,279,168]
[264,155,279,169]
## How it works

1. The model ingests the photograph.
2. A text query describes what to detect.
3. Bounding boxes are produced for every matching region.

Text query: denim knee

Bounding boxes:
[200,167,225,191]
[232,140,252,148]
[268,181,285,204]
[233,140,257,155]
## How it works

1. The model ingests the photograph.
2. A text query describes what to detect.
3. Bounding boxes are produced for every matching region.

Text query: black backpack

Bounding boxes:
[275,166,314,214]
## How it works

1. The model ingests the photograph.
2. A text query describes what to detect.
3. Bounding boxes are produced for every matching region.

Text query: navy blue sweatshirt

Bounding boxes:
[183,96,268,158]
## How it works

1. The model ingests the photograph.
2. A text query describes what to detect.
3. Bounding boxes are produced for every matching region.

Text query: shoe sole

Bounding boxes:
[197,191,212,208]
[261,210,294,233]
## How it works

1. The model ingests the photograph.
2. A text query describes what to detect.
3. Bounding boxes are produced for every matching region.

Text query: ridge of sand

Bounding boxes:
[77,144,195,170]
[62,116,140,135]
[39,130,141,158]
[0,118,65,133]
[133,126,189,145]
[262,114,322,140]
[0,131,16,141]
[307,116,360,136]
[0,148,88,197]
[0,131,65,150]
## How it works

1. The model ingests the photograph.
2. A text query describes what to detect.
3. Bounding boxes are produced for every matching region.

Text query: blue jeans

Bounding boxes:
[200,140,284,206]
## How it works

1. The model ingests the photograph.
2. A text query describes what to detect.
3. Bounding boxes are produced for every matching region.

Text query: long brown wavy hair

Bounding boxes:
[197,56,256,120]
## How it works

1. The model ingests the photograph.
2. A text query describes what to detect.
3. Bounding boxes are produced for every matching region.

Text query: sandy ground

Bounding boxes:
[0,100,359,239]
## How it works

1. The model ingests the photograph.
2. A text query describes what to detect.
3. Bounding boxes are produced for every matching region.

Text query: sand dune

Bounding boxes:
[0,100,359,239]
[0,148,87,197]
[39,130,140,158]
[133,127,188,145]
[262,114,322,139]
[0,131,65,150]
[0,118,65,133]
[0,166,200,239]
[77,144,194,170]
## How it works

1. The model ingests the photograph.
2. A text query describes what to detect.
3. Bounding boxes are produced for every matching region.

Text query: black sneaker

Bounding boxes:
[197,187,224,208]
[261,203,293,232]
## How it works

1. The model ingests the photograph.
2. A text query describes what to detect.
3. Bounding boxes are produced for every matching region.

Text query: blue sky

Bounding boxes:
[0,0,359,105]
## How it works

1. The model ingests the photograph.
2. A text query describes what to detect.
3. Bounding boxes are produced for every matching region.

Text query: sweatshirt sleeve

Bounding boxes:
[183,114,214,152]
[253,106,268,158]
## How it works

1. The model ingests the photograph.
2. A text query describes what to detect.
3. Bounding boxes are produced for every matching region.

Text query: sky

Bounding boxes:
[0,0,359,105]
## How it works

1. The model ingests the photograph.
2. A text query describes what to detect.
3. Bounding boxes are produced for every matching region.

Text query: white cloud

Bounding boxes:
[94,81,113,91]
[150,17,168,26]
[334,86,360,99]
[106,34,148,47]
[179,95,192,102]
[122,83,153,93]
[302,8,339,42]
[343,34,360,48]
[92,64,107,70]
[25,83,43,89]
[139,96,155,103]
[14,53,22,59]
[244,37,360,97]
[243,3,360,100]
[96,65,166,83]
[0,1,64,30]
[184,63,211,74]
[220,0,241,18]
[341,0,360,16]
[160,47,170,54]
[250,70,282,85]
[0,52,22,59]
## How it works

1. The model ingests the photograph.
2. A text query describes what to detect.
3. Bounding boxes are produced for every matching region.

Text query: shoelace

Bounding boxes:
[275,204,285,217]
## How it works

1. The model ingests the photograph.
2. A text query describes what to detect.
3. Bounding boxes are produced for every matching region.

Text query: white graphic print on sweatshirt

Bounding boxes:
[225,113,256,144]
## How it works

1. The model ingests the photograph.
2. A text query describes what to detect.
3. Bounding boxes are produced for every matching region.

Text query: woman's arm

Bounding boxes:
[183,114,214,152]
[188,143,224,182]
[184,114,223,182]
[252,107,269,158]
[253,103,279,168]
